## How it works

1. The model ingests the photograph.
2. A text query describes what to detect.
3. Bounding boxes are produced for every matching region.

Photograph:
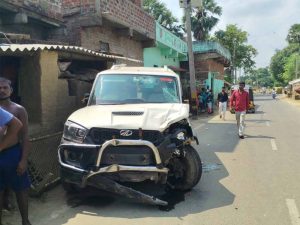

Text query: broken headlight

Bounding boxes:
[176,131,185,140]
[63,149,83,168]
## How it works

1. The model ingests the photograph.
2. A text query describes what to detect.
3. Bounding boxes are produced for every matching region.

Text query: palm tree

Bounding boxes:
[191,0,222,41]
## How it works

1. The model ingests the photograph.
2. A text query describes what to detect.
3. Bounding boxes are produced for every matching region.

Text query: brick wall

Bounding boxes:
[81,26,144,61]
[62,0,154,39]
[51,15,82,45]
[194,57,225,81]
[132,0,142,7]
[62,0,96,14]
[3,0,63,20]
[101,0,154,38]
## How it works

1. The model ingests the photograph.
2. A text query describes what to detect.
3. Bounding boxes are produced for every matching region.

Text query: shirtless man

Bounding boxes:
[0,77,31,225]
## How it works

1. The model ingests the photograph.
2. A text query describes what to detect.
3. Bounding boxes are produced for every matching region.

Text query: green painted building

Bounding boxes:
[143,21,187,70]
[192,41,231,100]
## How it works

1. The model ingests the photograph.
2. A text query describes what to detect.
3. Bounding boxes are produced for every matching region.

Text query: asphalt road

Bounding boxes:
[3,95,300,225]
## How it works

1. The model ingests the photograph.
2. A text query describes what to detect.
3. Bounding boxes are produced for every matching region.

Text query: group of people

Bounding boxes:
[202,82,249,139]
[0,77,31,225]
[197,88,214,114]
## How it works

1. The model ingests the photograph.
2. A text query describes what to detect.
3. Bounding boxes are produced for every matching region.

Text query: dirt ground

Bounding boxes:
[279,94,300,107]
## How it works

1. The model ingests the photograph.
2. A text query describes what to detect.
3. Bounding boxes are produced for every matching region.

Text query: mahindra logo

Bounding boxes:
[120,130,133,137]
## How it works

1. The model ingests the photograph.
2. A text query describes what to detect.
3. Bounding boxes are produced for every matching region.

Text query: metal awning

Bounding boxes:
[289,79,300,85]
[0,44,142,63]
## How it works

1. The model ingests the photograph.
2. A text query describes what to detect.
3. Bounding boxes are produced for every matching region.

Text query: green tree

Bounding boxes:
[143,0,184,37]
[286,24,300,44]
[269,44,299,85]
[191,0,222,40]
[282,54,299,83]
[239,67,273,87]
[254,67,274,87]
[213,24,257,77]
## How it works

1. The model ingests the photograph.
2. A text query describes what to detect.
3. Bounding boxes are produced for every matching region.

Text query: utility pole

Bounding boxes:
[296,57,298,79]
[297,32,300,79]
[183,0,198,116]
[232,41,237,84]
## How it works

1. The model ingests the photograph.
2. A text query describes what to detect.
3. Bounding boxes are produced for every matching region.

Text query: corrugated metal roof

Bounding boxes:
[0,44,142,63]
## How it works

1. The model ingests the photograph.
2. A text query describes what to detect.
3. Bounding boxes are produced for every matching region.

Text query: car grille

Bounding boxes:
[100,145,155,166]
[87,128,164,145]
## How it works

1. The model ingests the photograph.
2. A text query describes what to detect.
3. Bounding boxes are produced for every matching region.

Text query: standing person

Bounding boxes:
[198,91,203,112]
[207,90,213,114]
[201,88,207,112]
[217,87,228,120]
[230,82,249,139]
[0,77,31,225]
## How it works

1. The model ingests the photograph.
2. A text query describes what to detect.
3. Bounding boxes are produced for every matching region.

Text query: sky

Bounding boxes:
[162,0,300,68]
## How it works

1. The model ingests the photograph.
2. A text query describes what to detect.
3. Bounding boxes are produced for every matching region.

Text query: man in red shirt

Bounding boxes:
[230,81,249,139]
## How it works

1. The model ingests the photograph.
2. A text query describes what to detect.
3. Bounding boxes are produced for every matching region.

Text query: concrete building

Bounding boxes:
[0,0,154,136]
[143,21,187,69]
[59,0,155,64]
[0,0,63,42]
[192,41,231,99]
[0,0,153,191]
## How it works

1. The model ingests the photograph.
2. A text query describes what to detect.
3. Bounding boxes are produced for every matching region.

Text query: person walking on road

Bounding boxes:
[0,77,32,225]
[217,87,228,120]
[272,88,276,99]
[230,81,249,139]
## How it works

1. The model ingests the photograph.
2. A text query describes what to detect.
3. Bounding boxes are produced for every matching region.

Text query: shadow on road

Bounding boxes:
[253,110,265,114]
[3,117,244,225]
[244,134,275,139]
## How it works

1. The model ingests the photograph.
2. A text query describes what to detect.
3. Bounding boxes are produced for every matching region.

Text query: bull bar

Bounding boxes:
[58,139,169,187]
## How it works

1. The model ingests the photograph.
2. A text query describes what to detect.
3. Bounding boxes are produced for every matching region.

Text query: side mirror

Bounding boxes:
[82,93,90,105]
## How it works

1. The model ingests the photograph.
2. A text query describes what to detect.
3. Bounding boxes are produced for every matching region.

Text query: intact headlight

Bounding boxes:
[63,121,88,143]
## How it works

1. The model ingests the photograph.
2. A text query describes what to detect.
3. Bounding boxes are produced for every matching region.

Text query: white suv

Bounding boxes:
[58,65,202,205]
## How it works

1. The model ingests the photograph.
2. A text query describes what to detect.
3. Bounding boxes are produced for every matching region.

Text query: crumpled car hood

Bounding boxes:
[67,104,189,132]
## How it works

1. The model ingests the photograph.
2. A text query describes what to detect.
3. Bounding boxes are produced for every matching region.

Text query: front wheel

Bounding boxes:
[62,181,85,194]
[167,145,202,191]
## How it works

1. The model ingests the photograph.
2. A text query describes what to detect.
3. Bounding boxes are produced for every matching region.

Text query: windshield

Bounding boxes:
[89,74,180,105]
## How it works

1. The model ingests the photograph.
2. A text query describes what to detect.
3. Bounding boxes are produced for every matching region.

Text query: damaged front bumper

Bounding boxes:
[58,139,171,206]
[58,139,169,188]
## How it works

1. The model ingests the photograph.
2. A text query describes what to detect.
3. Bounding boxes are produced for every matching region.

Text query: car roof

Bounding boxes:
[98,65,179,77]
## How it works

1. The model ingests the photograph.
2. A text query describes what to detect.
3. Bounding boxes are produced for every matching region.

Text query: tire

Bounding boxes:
[62,181,81,194]
[167,145,202,191]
